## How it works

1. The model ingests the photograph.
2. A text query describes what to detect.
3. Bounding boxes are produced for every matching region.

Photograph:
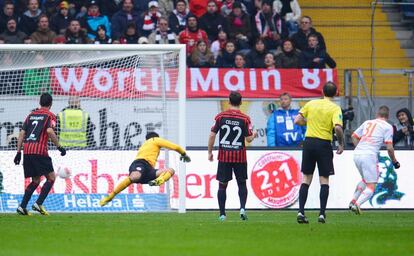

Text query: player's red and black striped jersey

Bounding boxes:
[22,108,56,156]
[211,109,253,163]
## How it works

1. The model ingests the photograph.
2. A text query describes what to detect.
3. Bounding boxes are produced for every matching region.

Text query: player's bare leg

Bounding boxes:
[99,171,140,206]
[351,183,376,215]
[218,182,228,221]
[32,172,56,215]
[149,168,175,186]
[17,176,41,216]
[297,174,312,224]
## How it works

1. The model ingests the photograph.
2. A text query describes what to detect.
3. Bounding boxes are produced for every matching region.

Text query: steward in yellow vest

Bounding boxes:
[57,96,95,148]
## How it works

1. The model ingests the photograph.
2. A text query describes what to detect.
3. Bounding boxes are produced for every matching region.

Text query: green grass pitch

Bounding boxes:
[1,211,413,256]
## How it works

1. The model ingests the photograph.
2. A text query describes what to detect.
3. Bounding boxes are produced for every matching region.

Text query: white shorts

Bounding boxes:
[353,154,379,183]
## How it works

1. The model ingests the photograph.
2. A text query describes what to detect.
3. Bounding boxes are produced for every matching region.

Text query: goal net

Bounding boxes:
[0,44,187,213]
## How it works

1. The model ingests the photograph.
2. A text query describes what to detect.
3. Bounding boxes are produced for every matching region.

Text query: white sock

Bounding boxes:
[352,180,367,203]
[356,187,374,207]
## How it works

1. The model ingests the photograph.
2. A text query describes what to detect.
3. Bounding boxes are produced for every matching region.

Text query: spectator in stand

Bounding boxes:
[246,38,268,68]
[168,0,191,35]
[299,34,336,69]
[215,40,237,68]
[93,24,112,44]
[234,53,247,68]
[199,0,228,43]
[273,0,301,37]
[138,1,161,37]
[188,40,215,67]
[65,19,89,44]
[30,14,56,44]
[133,0,152,16]
[119,22,140,44]
[190,0,222,18]
[111,0,139,41]
[50,1,73,35]
[159,0,188,17]
[0,1,19,34]
[239,0,255,15]
[178,14,208,56]
[264,52,276,69]
[210,28,228,60]
[394,108,414,148]
[19,0,43,36]
[267,92,306,147]
[100,0,120,18]
[275,39,300,68]
[226,1,251,50]
[253,0,288,51]
[0,17,27,43]
[148,17,178,44]
[221,0,246,17]
[42,0,59,17]
[81,0,111,40]
[291,15,326,51]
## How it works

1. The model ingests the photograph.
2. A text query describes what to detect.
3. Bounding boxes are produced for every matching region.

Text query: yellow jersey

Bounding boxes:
[299,97,343,141]
[135,137,186,167]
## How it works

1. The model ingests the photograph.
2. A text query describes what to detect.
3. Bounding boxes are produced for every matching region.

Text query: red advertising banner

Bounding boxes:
[50,68,338,98]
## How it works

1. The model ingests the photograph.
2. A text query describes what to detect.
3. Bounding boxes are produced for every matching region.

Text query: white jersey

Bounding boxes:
[352,118,393,155]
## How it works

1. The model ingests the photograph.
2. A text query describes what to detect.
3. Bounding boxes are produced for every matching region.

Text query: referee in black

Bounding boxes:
[294,82,344,224]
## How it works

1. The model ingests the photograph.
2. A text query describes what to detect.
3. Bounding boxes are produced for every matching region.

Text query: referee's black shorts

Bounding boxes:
[23,154,54,178]
[301,137,334,177]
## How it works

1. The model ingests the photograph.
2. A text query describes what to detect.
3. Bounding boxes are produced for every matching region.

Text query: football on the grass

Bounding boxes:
[57,167,72,179]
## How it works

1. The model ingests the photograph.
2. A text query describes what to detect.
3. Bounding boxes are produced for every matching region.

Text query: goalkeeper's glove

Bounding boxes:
[57,146,66,156]
[14,152,21,165]
[393,161,400,169]
[180,153,191,163]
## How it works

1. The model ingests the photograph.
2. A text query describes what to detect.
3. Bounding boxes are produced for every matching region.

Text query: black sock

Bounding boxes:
[217,183,227,216]
[237,181,248,210]
[319,184,329,217]
[36,180,54,205]
[21,182,39,208]
[299,183,310,215]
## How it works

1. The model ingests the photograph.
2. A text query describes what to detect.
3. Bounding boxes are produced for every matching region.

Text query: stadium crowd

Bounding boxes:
[0,0,336,68]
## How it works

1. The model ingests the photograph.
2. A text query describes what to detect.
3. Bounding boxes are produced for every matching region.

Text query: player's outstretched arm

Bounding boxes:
[47,128,66,156]
[351,135,360,147]
[208,132,216,162]
[386,143,400,169]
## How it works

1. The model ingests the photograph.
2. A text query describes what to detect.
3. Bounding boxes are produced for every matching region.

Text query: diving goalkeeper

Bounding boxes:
[99,132,191,206]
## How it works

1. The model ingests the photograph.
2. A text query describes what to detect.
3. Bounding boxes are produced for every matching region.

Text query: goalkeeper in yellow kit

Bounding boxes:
[99,132,191,206]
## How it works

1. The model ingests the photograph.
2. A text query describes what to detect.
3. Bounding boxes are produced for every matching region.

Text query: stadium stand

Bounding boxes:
[300,0,412,96]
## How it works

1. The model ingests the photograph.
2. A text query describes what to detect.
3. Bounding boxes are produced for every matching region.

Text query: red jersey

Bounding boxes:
[178,28,208,55]
[22,108,56,156]
[211,109,253,163]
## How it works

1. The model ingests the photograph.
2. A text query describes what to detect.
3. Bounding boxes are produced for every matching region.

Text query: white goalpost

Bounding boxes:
[0,44,187,213]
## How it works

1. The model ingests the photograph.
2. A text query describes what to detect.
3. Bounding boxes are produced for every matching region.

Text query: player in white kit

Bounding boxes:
[349,106,400,214]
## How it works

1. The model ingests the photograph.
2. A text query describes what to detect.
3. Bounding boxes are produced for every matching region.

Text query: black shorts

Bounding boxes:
[301,137,334,177]
[129,159,157,184]
[216,162,248,183]
[23,155,54,178]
